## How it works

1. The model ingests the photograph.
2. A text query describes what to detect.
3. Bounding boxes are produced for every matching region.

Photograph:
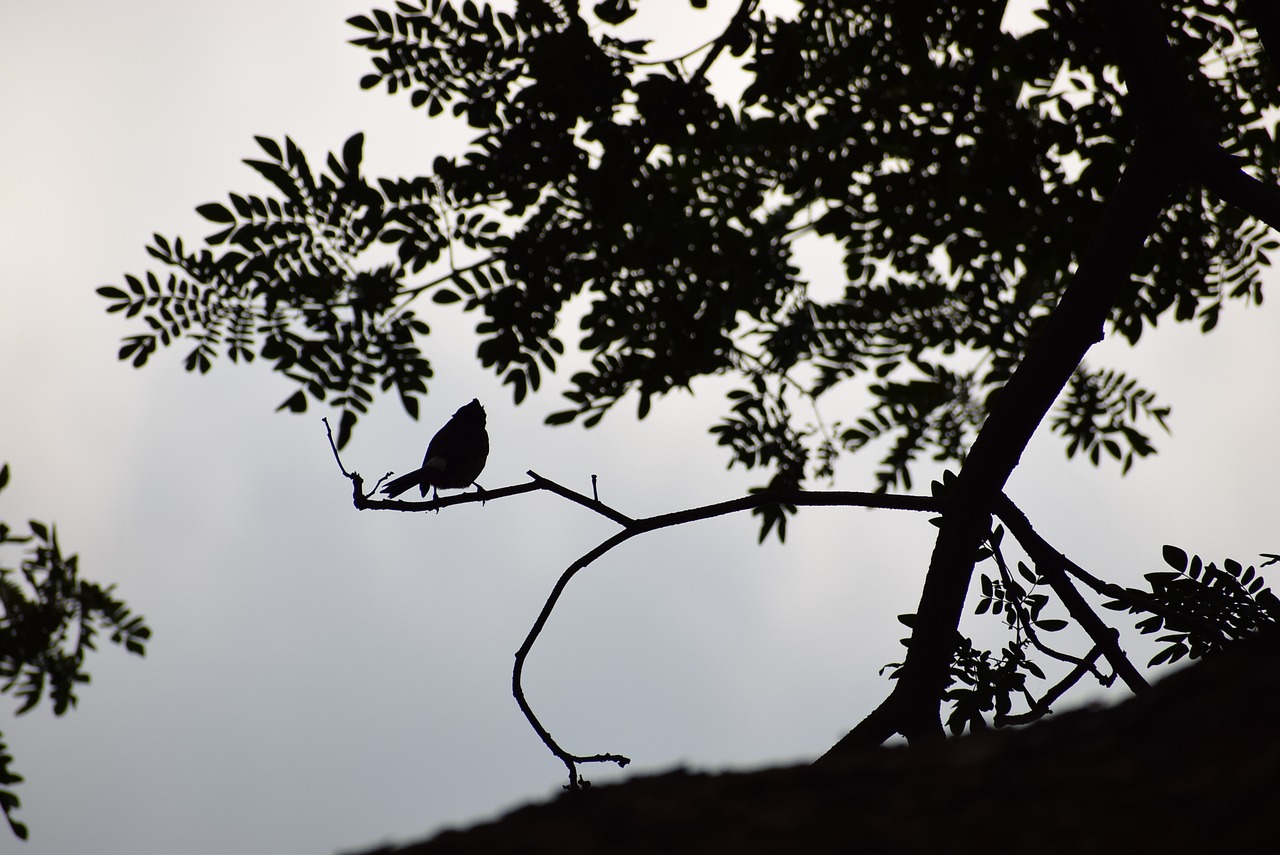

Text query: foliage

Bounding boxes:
[893,537,1279,735]
[874,473,1280,734]
[0,464,151,840]
[1050,366,1169,473]
[888,512,1076,734]
[96,134,433,449]
[1105,545,1280,666]
[97,0,1280,498]
[952,537,1278,732]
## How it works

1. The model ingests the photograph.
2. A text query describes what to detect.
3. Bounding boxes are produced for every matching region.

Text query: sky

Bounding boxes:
[2,2,1279,854]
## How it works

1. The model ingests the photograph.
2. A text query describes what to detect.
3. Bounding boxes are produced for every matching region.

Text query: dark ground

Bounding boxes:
[352,630,1279,854]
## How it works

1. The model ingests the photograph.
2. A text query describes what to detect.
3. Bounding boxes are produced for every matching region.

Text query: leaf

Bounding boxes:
[337,409,357,450]
[1163,544,1189,572]
[276,390,308,413]
[339,134,365,178]
[545,409,578,426]
[195,202,235,224]
[254,135,283,161]
[1017,562,1038,584]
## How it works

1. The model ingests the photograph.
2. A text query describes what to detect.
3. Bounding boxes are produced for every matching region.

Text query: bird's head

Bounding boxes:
[457,398,485,423]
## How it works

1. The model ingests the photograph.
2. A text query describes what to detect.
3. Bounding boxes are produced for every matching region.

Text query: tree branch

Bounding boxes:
[1242,0,1280,69]
[986,529,1103,676]
[326,415,945,783]
[1045,538,1234,642]
[1198,145,1280,234]
[510,486,943,787]
[690,0,759,86]
[395,256,500,302]
[853,129,1178,751]
[993,494,1150,694]
[1096,2,1280,233]
[999,644,1109,727]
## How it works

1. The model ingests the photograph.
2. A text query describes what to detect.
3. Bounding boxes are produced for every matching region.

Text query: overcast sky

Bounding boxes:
[3,2,1279,854]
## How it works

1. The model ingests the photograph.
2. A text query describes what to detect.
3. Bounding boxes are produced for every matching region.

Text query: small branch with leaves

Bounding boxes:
[993,494,1150,695]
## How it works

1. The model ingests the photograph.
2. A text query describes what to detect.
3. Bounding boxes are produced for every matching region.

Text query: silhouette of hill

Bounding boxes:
[353,629,1278,854]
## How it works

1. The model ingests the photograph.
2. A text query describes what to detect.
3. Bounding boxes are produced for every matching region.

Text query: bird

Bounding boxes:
[381,399,489,500]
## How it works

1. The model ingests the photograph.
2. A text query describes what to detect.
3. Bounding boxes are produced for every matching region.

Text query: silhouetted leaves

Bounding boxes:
[1103,546,1280,666]
[0,465,150,839]
[943,636,1039,735]
[98,133,435,447]
[1051,367,1170,473]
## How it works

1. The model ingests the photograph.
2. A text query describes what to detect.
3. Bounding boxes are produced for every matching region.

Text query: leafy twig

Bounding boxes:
[993,493,1149,693]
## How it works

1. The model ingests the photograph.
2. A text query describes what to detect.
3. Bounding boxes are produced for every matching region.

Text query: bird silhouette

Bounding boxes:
[381,399,489,500]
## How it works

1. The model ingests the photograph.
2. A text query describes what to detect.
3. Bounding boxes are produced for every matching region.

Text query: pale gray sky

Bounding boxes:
[2,2,1278,854]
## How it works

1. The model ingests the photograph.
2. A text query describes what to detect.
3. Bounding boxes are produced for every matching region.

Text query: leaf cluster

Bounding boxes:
[942,634,1043,735]
[97,134,435,448]
[1050,366,1170,473]
[1105,544,1280,667]
[0,464,151,840]
[925,532,1279,735]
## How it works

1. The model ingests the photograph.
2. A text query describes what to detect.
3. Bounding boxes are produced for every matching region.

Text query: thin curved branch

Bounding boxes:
[512,485,944,788]
[628,34,722,70]
[512,525,643,788]
[323,417,352,477]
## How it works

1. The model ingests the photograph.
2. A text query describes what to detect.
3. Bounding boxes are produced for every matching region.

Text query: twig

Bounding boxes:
[999,644,1110,726]
[985,528,1103,677]
[526,471,633,525]
[994,493,1150,694]
[690,0,759,85]
[322,417,351,477]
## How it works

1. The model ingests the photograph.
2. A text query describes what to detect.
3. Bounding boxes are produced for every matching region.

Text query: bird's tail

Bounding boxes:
[381,469,424,498]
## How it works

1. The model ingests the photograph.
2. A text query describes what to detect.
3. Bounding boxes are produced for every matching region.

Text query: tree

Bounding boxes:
[0,465,152,840]
[98,0,1280,787]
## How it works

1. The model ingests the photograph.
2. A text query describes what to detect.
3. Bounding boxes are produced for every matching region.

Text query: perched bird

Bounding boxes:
[381,399,489,500]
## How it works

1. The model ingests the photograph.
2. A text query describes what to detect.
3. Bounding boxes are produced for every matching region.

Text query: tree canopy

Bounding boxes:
[99,0,1280,774]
